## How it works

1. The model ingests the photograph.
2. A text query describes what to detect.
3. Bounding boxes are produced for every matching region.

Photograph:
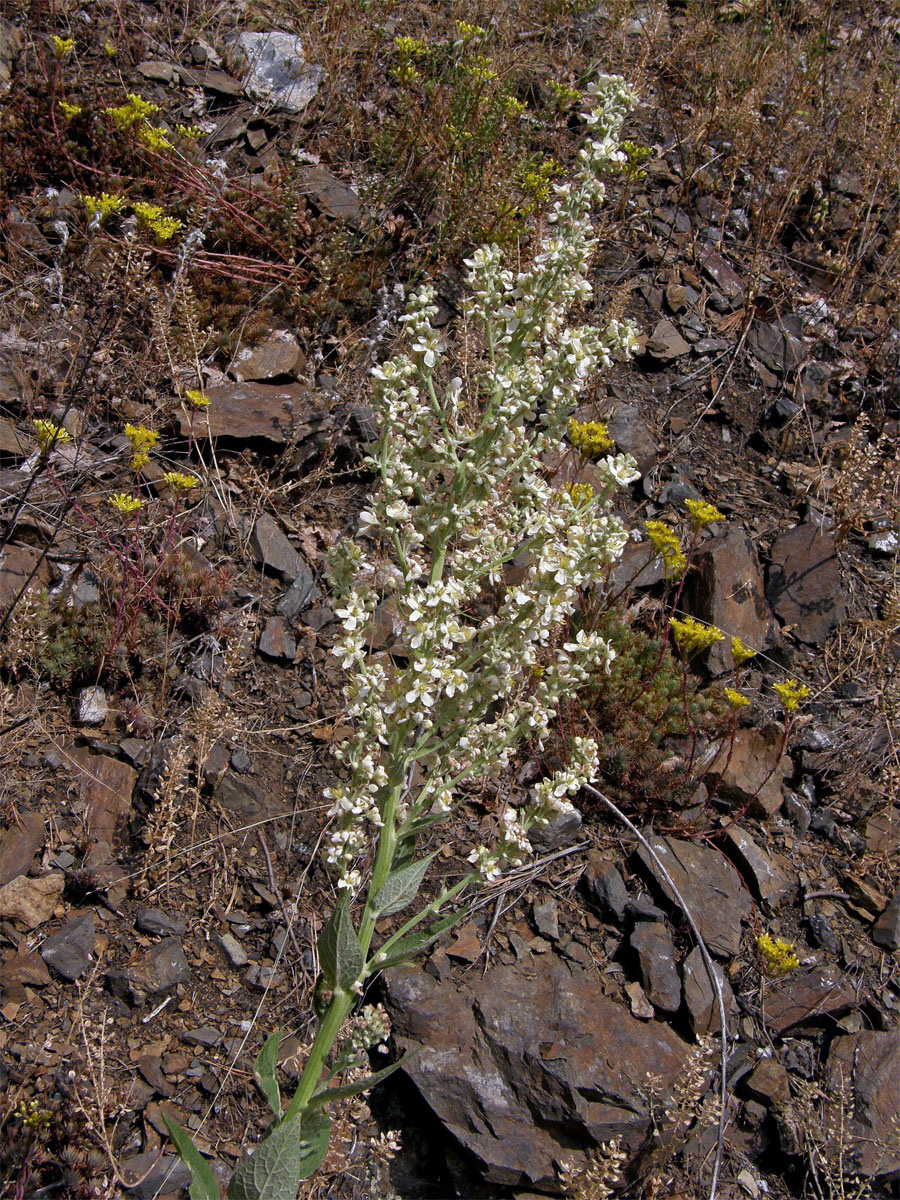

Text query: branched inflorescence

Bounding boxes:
[325,74,642,897]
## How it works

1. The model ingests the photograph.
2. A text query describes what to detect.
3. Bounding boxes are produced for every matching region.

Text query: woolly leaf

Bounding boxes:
[318,895,364,991]
[163,1116,221,1200]
[254,1031,283,1117]
[371,853,435,917]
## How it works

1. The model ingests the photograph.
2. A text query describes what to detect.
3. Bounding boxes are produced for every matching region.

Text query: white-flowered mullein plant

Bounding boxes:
[167,75,642,1200]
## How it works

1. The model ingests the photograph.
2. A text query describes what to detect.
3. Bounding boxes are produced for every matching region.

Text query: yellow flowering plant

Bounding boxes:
[33,419,72,453]
[684,498,725,529]
[568,418,614,457]
[757,933,800,974]
[669,615,725,656]
[184,389,210,409]
[644,520,687,578]
[108,493,142,515]
[50,35,75,58]
[773,678,810,714]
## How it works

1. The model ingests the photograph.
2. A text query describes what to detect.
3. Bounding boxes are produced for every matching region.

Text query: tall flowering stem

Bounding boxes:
[169,76,644,1199]
[300,71,639,1122]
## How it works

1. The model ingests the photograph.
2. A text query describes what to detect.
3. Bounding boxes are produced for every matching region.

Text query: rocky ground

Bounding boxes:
[0,2,898,1199]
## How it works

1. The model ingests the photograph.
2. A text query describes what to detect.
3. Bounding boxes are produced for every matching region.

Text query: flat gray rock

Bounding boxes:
[767,523,845,644]
[635,835,751,958]
[107,938,191,1005]
[629,921,682,1013]
[825,1031,900,1178]
[227,31,324,113]
[251,513,301,581]
[41,911,96,981]
[682,945,736,1037]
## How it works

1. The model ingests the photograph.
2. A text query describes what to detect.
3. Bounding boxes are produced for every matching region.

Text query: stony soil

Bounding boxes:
[0,3,898,1199]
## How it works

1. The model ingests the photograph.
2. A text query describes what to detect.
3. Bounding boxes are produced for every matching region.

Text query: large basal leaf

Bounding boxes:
[371,913,459,972]
[371,853,435,918]
[317,895,364,991]
[254,1031,283,1117]
[163,1115,221,1200]
[226,1110,331,1200]
[307,1053,412,1109]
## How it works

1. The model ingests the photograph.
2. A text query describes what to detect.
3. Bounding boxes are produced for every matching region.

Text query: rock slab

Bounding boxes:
[825,1031,900,1178]
[383,956,689,1189]
[767,524,845,645]
[635,835,751,958]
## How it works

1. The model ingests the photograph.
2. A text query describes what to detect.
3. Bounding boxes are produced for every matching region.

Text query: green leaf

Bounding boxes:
[308,1053,412,1109]
[317,895,364,991]
[226,1111,331,1200]
[370,913,459,971]
[163,1116,221,1200]
[390,835,417,871]
[371,853,435,917]
[254,1031,283,1118]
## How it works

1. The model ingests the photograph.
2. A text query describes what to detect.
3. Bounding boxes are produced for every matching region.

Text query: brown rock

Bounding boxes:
[699,249,744,300]
[176,381,327,445]
[744,1057,791,1107]
[258,615,297,660]
[825,1032,900,1178]
[296,166,362,225]
[0,417,29,456]
[250,513,302,581]
[683,526,775,675]
[384,957,689,1190]
[629,922,682,1013]
[767,524,845,645]
[723,826,796,906]
[682,945,736,1037]
[763,965,857,1034]
[228,336,303,382]
[0,544,50,616]
[0,809,44,886]
[68,749,136,845]
[646,318,691,362]
[2,949,51,987]
[635,835,751,958]
[0,871,64,929]
[748,320,804,375]
[707,724,789,816]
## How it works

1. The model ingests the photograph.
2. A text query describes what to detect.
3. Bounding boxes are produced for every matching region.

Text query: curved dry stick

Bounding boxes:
[583,783,728,1200]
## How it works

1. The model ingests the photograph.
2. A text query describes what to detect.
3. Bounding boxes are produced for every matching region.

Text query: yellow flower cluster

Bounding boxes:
[547,80,581,109]
[465,55,498,83]
[105,93,159,132]
[59,101,82,119]
[50,35,75,58]
[731,635,756,666]
[773,678,810,714]
[454,20,485,38]
[184,389,210,409]
[176,124,204,140]
[138,125,173,152]
[133,202,182,242]
[162,471,199,493]
[394,35,429,56]
[108,493,142,515]
[80,192,124,220]
[520,157,561,205]
[33,419,72,453]
[724,687,750,709]
[502,94,527,118]
[684,498,725,529]
[124,423,159,472]
[103,39,116,58]
[564,482,594,506]
[644,520,686,578]
[568,418,614,457]
[757,933,800,974]
[669,615,724,655]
